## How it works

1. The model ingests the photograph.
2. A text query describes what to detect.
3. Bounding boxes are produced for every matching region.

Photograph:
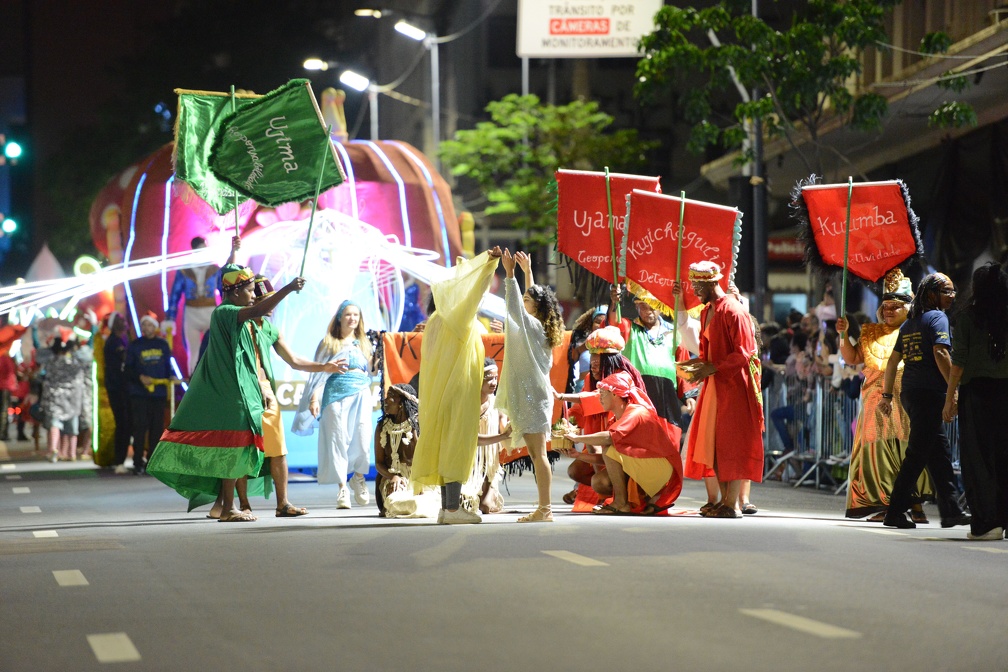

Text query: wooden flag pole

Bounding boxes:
[604,166,620,320]
[841,176,853,319]
[673,190,685,352]
[298,126,333,282]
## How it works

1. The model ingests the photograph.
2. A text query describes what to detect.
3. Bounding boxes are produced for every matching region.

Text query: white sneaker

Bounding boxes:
[437,509,445,524]
[442,508,481,525]
[336,486,351,509]
[350,473,370,506]
[113,465,130,475]
[967,526,1004,541]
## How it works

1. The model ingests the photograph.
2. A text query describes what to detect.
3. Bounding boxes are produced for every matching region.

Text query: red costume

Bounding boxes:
[685,295,764,481]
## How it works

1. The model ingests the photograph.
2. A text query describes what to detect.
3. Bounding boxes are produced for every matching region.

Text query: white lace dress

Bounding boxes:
[496,277,553,447]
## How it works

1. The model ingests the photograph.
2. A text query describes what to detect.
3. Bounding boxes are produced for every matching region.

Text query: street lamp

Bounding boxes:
[394,19,441,165]
[339,70,380,141]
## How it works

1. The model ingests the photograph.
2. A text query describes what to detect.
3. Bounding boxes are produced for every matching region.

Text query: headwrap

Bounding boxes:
[253,274,275,301]
[585,325,625,354]
[334,299,358,325]
[881,268,913,303]
[597,371,651,409]
[388,382,419,406]
[591,305,608,319]
[688,260,723,283]
[221,263,255,291]
[483,357,499,372]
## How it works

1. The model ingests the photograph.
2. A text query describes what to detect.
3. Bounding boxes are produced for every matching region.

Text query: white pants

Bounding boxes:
[316,389,372,486]
[183,305,214,376]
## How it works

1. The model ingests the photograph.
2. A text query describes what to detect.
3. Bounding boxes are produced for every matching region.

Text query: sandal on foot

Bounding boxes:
[276,503,308,517]
[866,511,887,523]
[910,509,929,525]
[741,503,758,515]
[592,503,618,515]
[205,511,221,520]
[218,510,257,523]
[562,489,578,505]
[699,501,719,515]
[708,505,742,519]
[638,503,658,516]
[518,506,553,523]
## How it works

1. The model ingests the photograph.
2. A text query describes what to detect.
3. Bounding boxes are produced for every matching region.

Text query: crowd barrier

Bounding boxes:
[761,371,960,495]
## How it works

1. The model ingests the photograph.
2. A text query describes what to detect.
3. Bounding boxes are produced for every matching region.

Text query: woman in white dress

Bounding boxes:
[497,250,564,523]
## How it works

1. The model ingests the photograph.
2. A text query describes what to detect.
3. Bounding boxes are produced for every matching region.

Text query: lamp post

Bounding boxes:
[339,70,379,141]
[394,20,441,167]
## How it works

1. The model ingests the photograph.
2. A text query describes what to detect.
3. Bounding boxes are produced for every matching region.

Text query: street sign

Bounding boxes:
[516,0,663,58]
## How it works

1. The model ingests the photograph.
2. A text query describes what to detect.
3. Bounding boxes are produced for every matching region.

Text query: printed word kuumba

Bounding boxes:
[816,207,899,236]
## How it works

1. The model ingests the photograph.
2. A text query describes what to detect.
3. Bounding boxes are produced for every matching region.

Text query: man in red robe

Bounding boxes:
[682,261,764,518]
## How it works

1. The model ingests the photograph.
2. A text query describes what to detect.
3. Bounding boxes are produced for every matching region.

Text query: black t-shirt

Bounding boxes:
[103,334,129,390]
[894,309,951,391]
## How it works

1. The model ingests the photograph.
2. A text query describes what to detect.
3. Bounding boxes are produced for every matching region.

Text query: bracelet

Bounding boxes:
[881,392,893,399]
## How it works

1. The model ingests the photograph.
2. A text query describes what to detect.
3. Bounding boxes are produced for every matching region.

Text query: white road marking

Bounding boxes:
[963,546,1008,554]
[1,463,15,471]
[12,486,29,494]
[739,608,862,639]
[858,528,907,536]
[53,569,89,586]
[87,633,141,663]
[20,506,41,513]
[6,474,22,480]
[542,550,609,566]
[33,530,58,538]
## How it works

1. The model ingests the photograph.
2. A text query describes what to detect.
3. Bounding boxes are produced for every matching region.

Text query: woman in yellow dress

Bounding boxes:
[839,269,932,521]
[411,247,502,524]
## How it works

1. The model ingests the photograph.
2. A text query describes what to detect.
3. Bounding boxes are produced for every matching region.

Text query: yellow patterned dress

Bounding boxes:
[845,322,933,518]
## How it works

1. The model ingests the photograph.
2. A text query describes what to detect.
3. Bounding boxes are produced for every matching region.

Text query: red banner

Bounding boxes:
[800,181,918,282]
[623,190,740,312]
[556,169,661,283]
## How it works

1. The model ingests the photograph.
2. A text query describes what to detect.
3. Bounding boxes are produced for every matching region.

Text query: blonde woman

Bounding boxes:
[293,301,375,509]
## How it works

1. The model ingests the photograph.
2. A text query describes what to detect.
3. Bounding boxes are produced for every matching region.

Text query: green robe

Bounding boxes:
[147,302,267,510]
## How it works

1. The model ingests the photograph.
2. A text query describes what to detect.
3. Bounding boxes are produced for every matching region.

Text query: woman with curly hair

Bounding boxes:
[497,249,564,523]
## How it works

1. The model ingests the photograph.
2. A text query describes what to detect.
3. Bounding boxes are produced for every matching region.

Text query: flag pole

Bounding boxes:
[230,85,240,239]
[841,176,853,320]
[299,125,333,282]
[674,190,685,352]
[604,166,620,320]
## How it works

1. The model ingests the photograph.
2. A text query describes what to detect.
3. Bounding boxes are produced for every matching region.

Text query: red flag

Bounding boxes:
[623,190,741,312]
[800,181,919,282]
[556,169,660,283]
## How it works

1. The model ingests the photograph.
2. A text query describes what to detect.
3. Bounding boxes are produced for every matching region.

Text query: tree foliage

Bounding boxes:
[634,0,975,176]
[439,94,657,247]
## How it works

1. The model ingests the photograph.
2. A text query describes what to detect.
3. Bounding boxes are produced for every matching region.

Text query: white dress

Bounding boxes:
[496,277,553,447]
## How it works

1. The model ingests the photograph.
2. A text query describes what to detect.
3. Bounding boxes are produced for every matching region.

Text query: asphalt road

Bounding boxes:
[1,440,1005,672]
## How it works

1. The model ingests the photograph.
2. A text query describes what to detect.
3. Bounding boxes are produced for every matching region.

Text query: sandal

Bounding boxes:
[708,505,742,519]
[741,503,758,515]
[866,511,886,523]
[276,503,308,517]
[562,489,578,505]
[909,509,929,525]
[638,503,658,516]
[518,506,553,523]
[218,510,257,523]
[699,501,719,515]
[592,503,618,515]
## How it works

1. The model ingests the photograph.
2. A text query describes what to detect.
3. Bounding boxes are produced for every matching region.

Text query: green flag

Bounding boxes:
[209,79,345,207]
[172,88,260,215]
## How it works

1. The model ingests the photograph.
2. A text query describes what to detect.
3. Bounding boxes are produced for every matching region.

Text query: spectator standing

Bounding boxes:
[942,263,1008,540]
[37,330,92,461]
[103,313,132,473]
[124,315,173,475]
[0,348,17,439]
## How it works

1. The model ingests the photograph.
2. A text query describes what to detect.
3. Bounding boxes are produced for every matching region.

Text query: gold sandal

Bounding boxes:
[517,506,553,523]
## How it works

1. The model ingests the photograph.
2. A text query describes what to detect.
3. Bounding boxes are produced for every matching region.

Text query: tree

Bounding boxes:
[634,0,976,177]
[439,93,657,249]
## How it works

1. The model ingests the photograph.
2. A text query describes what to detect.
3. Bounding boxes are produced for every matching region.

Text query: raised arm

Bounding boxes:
[272,333,341,374]
[236,277,305,325]
[516,250,533,288]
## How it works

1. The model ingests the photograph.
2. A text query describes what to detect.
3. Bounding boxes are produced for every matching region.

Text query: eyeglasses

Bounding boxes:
[939,287,956,296]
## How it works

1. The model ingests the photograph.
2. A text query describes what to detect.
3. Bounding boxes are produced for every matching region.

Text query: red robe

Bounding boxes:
[685,295,764,481]
[609,403,684,509]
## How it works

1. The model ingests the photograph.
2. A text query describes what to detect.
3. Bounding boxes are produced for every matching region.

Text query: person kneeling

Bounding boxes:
[564,371,683,515]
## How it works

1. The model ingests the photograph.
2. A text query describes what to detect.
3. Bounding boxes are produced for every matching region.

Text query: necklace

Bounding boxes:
[380,417,413,474]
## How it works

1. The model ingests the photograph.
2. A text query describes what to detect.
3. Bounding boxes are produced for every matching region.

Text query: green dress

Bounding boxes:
[147,302,267,510]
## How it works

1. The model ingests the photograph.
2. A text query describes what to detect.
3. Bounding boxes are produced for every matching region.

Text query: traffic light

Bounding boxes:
[0,133,24,166]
